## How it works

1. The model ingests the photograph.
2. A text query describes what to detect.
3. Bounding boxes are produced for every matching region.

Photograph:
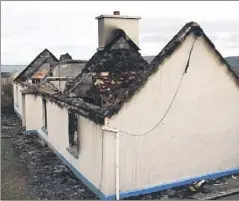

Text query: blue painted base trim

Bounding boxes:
[23,129,239,200]
[22,130,37,135]
[105,167,239,200]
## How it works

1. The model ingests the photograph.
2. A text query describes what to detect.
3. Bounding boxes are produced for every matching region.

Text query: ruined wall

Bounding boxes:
[37,101,108,194]
[25,94,43,130]
[105,34,239,194]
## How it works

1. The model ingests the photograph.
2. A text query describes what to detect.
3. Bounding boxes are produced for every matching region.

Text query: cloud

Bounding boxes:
[139,18,239,57]
[1,1,239,64]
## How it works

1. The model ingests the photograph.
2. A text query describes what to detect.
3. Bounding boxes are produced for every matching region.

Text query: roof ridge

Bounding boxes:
[149,20,238,83]
[149,21,204,69]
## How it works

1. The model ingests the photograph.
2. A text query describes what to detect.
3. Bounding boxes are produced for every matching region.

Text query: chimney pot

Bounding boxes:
[113,11,120,15]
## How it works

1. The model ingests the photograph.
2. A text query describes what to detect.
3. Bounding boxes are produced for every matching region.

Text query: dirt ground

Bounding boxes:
[1,138,36,200]
[1,112,239,200]
[1,113,35,199]
[1,112,97,200]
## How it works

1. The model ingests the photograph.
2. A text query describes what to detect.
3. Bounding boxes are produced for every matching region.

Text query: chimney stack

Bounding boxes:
[96,11,141,50]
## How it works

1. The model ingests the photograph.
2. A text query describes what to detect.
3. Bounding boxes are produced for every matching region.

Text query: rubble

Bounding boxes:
[63,29,151,117]
[12,132,98,200]
[2,112,98,200]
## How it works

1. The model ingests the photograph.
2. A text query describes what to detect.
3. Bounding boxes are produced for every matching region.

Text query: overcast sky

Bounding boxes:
[1,1,239,65]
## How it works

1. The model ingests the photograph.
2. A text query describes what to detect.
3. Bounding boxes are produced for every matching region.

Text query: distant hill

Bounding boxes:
[143,55,239,77]
[225,56,239,67]
[1,55,239,76]
[225,56,239,76]
[144,55,239,66]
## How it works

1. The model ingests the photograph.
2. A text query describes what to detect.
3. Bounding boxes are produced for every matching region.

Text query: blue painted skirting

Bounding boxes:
[22,130,37,135]
[105,167,239,200]
[23,129,239,200]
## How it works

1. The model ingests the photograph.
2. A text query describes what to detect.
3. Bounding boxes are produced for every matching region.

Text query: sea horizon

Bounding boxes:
[1,65,26,73]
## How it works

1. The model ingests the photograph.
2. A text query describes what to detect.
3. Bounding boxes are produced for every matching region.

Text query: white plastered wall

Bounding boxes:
[25,94,43,130]
[34,100,109,194]
[104,34,239,194]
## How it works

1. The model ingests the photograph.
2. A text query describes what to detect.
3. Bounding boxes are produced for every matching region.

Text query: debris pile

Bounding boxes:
[1,113,97,200]
[11,133,98,200]
[64,36,151,112]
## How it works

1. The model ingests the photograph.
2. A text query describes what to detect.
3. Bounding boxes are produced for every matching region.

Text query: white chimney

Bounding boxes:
[96,11,141,50]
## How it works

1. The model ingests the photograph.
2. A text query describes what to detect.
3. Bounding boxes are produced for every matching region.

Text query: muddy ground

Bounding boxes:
[1,113,34,200]
[1,138,34,200]
[1,112,239,200]
[1,112,97,200]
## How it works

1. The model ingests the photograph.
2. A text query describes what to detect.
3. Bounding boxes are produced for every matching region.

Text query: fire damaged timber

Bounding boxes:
[21,28,153,125]
[45,77,75,82]
[62,29,154,118]
[64,22,239,122]
[18,22,239,126]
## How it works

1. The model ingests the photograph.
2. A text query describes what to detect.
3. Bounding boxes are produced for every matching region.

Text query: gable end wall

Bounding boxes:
[104,34,239,194]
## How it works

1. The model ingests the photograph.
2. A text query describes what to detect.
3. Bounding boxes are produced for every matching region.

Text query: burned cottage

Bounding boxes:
[14,11,239,200]
[13,49,59,125]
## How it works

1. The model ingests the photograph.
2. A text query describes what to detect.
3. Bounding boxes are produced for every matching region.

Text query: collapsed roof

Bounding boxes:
[14,49,59,83]
[22,22,239,125]
[64,29,150,112]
